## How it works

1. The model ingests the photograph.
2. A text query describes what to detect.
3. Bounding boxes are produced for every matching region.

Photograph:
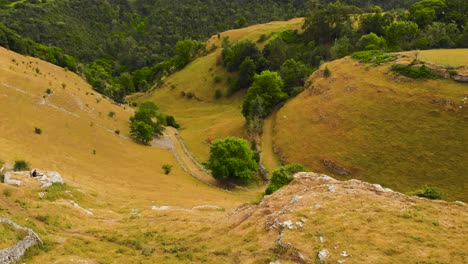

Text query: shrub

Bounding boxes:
[186,91,194,99]
[415,186,443,200]
[166,115,180,129]
[45,88,52,94]
[213,76,222,83]
[34,127,42,134]
[115,130,120,135]
[391,64,439,79]
[162,164,173,175]
[205,137,258,183]
[351,50,394,65]
[108,111,115,118]
[265,164,308,195]
[45,183,71,201]
[214,89,222,99]
[323,66,331,78]
[13,160,30,171]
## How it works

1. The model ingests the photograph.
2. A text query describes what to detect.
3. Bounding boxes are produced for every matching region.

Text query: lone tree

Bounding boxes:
[205,137,258,183]
[129,101,165,145]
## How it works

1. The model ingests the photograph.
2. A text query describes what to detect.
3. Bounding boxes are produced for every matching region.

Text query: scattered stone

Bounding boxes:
[338,260,346,264]
[322,159,352,176]
[269,260,281,264]
[290,195,303,204]
[327,184,336,193]
[319,236,325,243]
[70,200,93,215]
[192,205,224,211]
[151,205,173,211]
[317,249,329,263]
[38,192,45,199]
[341,251,349,257]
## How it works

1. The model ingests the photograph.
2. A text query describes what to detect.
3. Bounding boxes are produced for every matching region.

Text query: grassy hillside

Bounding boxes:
[273,51,467,201]
[1,45,467,264]
[133,18,304,162]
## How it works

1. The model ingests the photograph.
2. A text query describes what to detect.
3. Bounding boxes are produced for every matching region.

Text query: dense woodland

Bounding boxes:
[0,0,467,103]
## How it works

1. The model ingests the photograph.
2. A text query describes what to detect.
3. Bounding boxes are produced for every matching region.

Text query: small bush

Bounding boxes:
[34,127,42,134]
[351,50,394,65]
[3,188,12,197]
[115,130,120,135]
[323,67,331,78]
[45,88,52,94]
[166,115,180,129]
[257,34,268,43]
[108,111,115,118]
[213,76,222,83]
[214,89,223,99]
[44,183,76,201]
[162,164,173,175]
[265,164,308,195]
[186,91,194,99]
[131,102,138,107]
[13,160,30,171]
[61,83,66,89]
[415,186,443,200]
[391,64,439,79]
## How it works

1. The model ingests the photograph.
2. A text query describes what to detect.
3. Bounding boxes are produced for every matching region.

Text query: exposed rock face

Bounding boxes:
[226,172,467,263]
[3,170,64,188]
[0,218,42,264]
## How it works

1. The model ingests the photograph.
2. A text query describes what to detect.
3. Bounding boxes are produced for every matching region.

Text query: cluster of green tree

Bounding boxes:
[304,0,468,57]
[0,0,309,101]
[129,101,179,145]
[218,0,466,133]
[0,23,77,71]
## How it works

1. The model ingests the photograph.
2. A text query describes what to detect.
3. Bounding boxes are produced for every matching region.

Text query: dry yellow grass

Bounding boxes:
[273,55,467,201]
[398,49,468,67]
[132,18,304,162]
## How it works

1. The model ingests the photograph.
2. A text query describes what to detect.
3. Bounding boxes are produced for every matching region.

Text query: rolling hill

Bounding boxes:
[272,52,467,201]
[0,19,467,263]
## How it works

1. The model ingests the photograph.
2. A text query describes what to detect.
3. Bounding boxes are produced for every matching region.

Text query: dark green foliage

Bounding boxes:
[238,56,256,89]
[115,130,120,135]
[330,36,351,59]
[415,185,443,200]
[323,66,331,78]
[205,137,258,183]
[279,59,312,96]
[165,115,180,129]
[13,160,30,171]
[34,127,42,134]
[385,21,420,50]
[214,89,222,99]
[162,164,173,175]
[265,164,307,195]
[351,50,394,65]
[223,39,261,72]
[129,101,165,144]
[130,121,154,145]
[242,71,287,120]
[391,64,439,79]
[357,33,386,50]
[262,37,289,70]
[108,111,115,118]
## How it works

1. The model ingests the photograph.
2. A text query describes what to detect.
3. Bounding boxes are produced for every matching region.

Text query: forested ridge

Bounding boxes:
[0,0,466,102]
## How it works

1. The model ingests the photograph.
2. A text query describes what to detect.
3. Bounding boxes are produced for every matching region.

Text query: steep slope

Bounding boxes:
[272,53,467,201]
[133,18,304,163]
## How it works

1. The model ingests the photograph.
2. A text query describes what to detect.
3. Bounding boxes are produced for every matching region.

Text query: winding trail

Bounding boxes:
[153,127,227,191]
[261,109,282,172]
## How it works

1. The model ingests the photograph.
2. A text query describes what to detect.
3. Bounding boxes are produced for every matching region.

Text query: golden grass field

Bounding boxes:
[273,54,467,201]
[1,20,468,263]
[398,49,468,67]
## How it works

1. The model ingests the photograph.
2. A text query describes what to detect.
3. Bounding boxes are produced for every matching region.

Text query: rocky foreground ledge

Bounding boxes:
[0,218,42,264]
[226,172,467,263]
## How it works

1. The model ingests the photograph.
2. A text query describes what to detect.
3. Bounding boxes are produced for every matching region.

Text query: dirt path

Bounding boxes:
[157,127,225,190]
[261,109,282,172]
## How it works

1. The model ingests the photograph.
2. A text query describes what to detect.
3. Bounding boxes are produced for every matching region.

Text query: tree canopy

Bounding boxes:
[205,137,258,183]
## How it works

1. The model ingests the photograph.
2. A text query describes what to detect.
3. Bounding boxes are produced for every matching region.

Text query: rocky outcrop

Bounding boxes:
[0,218,42,264]
[3,170,64,188]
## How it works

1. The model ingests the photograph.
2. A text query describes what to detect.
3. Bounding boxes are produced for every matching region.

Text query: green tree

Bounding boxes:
[223,39,260,72]
[357,33,386,50]
[409,0,447,29]
[330,36,351,59]
[385,21,419,50]
[242,71,287,119]
[423,22,460,48]
[205,137,258,183]
[262,37,289,70]
[130,121,153,145]
[279,59,311,96]
[238,56,256,89]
